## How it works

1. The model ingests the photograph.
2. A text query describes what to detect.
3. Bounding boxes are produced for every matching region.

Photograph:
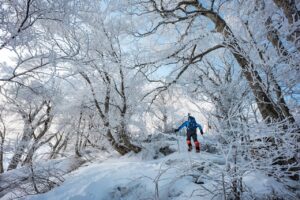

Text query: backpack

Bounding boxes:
[187,116,197,131]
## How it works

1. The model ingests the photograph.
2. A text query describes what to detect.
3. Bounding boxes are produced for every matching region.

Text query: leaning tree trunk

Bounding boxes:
[244,18,295,123]
[214,20,282,121]
[23,132,55,165]
[192,2,288,122]
[263,18,297,123]
[272,0,300,52]
[23,105,53,165]
[7,101,49,170]
[7,120,33,170]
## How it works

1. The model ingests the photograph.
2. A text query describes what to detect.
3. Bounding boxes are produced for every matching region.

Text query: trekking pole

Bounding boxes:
[176,130,180,153]
[201,134,205,152]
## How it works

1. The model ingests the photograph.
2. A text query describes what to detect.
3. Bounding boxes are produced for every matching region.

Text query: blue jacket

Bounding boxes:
[177,117,203,134]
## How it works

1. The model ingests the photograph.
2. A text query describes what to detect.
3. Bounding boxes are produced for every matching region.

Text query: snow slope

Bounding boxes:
[19,134,291,200]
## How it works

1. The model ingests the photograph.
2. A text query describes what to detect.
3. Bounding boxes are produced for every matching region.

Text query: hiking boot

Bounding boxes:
[188,145,192,151]
[196,148,200,153]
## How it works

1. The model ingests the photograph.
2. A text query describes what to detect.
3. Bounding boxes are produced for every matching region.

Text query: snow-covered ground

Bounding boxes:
[26,136,223,200]
[2,133,294,200]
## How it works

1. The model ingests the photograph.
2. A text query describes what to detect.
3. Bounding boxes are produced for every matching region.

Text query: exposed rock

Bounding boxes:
[159,146,176,156]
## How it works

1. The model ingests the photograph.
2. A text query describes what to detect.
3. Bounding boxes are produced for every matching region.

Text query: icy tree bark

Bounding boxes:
[272,0,300,51]
[49,133,66,159]
[245,20,295,123]
[273,0,299,24]
[23,103,53,164]
[8,101,53,170]
[190,2,285,122]
[0,138,3,173]
[81,71,140,155]
[0,115,5,173]
[75,111,83,157]
[265,17,289,56]
[7,120,33,170]
[116,66,141,153]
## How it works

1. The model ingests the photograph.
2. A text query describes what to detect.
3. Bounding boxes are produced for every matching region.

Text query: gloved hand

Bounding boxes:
[200,131,204,135]
[174,128,179,132]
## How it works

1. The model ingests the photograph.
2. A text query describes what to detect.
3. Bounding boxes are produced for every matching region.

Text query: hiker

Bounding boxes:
[174,114,204,153]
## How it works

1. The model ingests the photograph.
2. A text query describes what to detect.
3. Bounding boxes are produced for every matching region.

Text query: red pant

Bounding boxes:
[186,130,200,150]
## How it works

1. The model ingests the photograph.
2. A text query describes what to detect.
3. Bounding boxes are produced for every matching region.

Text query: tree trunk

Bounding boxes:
[119,117,141,154]
[7,121,33,170]
[265,17,289,56]
[104,111,140,155]
[269,72,295,123]
[273,0,299,24]
[23,145,37,165]
[246,19,295,123]
[23,133,55,165]
[81,70,141,155]
[272,0,300,51]
[75,112,83,157]
[229,38,282,122]
[0,140,4,173]
[106,128,131,155]
[0,120,5,173]
[193,2,285,122]
[117,66,141,154]
[22,105,53,165]
[50,133,69,159]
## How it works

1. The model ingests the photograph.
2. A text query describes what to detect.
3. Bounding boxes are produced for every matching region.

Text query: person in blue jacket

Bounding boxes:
[175,113,204,153]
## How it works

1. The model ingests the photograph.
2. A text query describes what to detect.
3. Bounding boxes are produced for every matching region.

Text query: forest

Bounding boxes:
[0,0,299,199]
